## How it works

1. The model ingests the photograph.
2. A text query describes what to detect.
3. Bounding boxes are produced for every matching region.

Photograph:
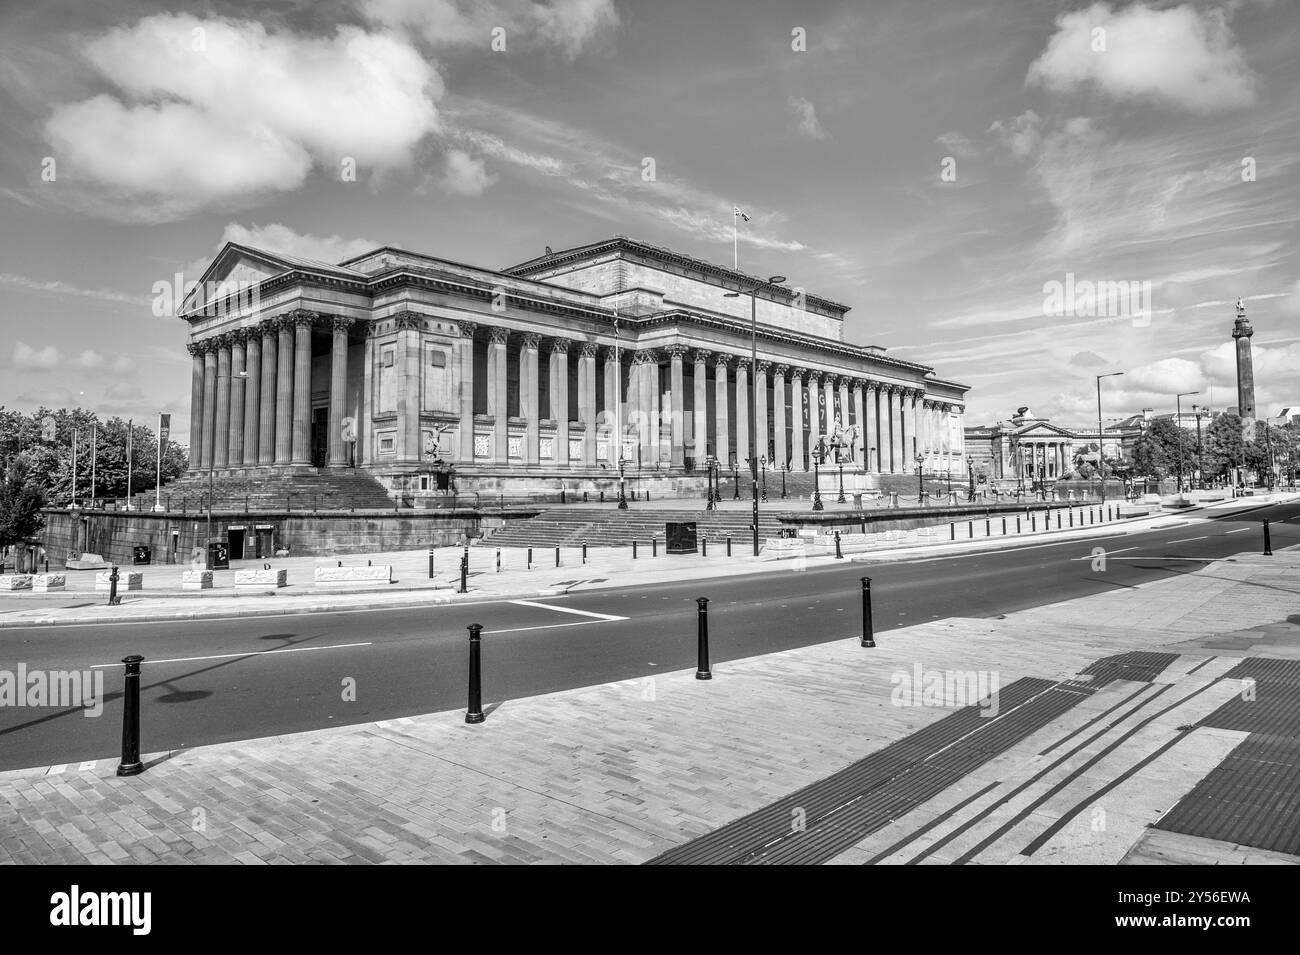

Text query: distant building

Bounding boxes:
[1268,407,1300,427]
[965,406,1146,484]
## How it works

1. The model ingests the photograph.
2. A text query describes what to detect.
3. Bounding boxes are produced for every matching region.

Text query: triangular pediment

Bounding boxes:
[179,243,299,316]
[1011,422,1076,439]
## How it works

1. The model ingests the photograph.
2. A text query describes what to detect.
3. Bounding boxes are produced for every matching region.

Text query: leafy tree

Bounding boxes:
[0,458,46,551]
[1130,418,1197,481]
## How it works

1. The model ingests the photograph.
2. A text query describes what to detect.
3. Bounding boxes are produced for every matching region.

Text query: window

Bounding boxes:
[429,350,447,368]
[382,348,394,368]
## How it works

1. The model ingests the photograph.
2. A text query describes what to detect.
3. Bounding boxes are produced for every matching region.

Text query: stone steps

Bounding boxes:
[486,506,785,547]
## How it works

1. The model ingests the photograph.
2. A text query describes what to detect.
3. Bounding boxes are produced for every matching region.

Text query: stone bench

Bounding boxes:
[0,574,33,591]
[66,553,109,570]
[181,570,214,590]
[761,539,807,560]
[33,574,66,592]
[313,566,393,587]
[95,571,142,592]
[234,568,288,592]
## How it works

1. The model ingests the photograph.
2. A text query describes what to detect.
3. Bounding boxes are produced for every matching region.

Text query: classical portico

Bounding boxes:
[179,237,969,492]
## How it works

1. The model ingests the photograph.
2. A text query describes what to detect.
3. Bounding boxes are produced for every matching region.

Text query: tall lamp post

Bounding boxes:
[724,273,786,557]
[1175,390,1199,494]
[1192,404,1205,490]
[1096,371,1123,503]
[916,453,925,504]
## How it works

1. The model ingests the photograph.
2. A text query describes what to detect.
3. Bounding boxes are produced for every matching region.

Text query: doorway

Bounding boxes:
[254,527,275,559]
[311,408,328,468]
[228,527,246,560]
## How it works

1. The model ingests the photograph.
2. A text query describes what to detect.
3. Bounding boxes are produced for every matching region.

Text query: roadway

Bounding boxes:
[1,499,1295,771]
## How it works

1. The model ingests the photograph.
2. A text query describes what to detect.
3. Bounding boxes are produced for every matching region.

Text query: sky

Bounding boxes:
[1,0,1298,447]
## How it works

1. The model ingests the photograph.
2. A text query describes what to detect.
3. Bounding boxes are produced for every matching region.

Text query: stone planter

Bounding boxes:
[181,570,214,590]
[234,568,288,591]
[33,574,66,592]
[95,571,143,592]
[0,575,33,591]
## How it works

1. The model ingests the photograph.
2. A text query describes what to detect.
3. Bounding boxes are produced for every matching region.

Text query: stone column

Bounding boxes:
[648,355,661,467]
[773,364,788,469]
[213,336,231,470]
[790,369,805,470]
[806,372,821,464]
[602,346,620,464]
[290,313,314,466]
[891,386,906,473]
[187,342,205,471]
[202,344,218,472]
[456,321,476,464]
[242,330,260,467]
[693,349,710,463]
[522,334,540,467]
[579,342,598,467]
[755,360,770,465]
[908,389,920,466]
[488,327,509,466]
[258,324,277,466]
[549,337,569,469]
[838,376,850,449]
[273,319,294,465]
[734,360,750,470]
[714,354,730,468]
[328,317,352,467]
[227,332,245,469]
[853,380,867,467]
[824,374,837,442]
[666,345,686,469]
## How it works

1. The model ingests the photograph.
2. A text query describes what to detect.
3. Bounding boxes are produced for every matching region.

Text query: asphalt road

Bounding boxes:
[1,500,1296,771]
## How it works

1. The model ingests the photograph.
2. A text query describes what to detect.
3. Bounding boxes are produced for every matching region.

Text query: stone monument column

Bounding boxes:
[258,323,277,466]
[213,335,231,470]
[187,342,205,471]
[456,321,476,464]
[328,317,352,467]
[242,329,261,467]
[290,312,314,466]
[714,354,730,468]
[773,364,788,469]
[579,342,598,467]
[488,327,509,466]
[693,349,711,463]
[790,368,804,470]
[521,334,541,467]
[667,344,687,469]
[227,331,245,469]
[549,337,569,469]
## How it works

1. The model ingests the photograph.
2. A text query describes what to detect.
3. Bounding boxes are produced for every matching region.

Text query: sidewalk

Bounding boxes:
[2,544,1297,864]
[1,492,1291,629]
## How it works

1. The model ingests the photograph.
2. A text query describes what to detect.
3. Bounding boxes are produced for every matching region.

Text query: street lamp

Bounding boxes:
[1096,372,1123,503]
[812,459,824,511]
[916,453,926,504]
[724,273,786,557]
[760,456,768,503]
[1175,390,1199,494]
[1192,404,1205,490]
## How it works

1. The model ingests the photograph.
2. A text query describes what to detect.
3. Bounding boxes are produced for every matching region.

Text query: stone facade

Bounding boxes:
[180,236,970,489]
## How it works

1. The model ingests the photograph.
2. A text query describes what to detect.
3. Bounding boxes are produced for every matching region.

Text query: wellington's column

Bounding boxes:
[213,336,231,470]
[488,328,509,465]
[549,338,569,469]
[187,342,205,471]
[660,345,681,469]
[522,334,541,467]
[693,349,710,464]
[790,369,804,470]
[772,365,788,469]
[258,324,277,466]
[755,361,770,464]
[227,332,245,469]
[734,360,750,470]
[714,354,730,467]
[202,344,218,472]
[290,313,313,466]
[806,372,821,463]
[328,317,352,467]
[853,380,866,466]
[1232,299,1256,428]
[274,318,295,465]
[456,322,476,464]
[579,342,598,467]
[242,328,260,466]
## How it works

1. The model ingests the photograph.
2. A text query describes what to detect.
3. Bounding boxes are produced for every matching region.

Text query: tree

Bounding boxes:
[0,459,46,552]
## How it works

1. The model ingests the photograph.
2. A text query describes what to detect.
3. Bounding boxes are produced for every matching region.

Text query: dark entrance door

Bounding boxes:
[311,408,328,468]
[228,528,246,560]
[254,528,274,559]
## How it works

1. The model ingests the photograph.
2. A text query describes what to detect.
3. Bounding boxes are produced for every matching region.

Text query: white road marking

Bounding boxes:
[1070,546,1140,561]
[507,599,628,621]
[1168,536,1208,544]
[89,641,372,669]
[1226,528,1251,534]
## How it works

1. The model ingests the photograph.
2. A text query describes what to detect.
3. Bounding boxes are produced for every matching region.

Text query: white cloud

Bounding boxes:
[10,343,135,374]
[988,110,1041,160]
[787,96,829,141]
[217,223,381,267]
[1027,2,1257,113]
[12,342,61,369]
[44,15,441,220]
[360,0,619,59]
[435,149,498,196]
[0,272,152,307]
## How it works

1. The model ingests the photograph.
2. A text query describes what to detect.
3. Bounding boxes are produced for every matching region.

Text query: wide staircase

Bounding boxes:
[485,506,786,548]
[136,469,396,512]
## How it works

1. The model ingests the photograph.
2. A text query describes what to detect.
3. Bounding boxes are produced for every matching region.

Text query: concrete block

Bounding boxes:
[32,574,66,592]
[0,574,33,591]
[235,568,287,591]
[181,571,214,590]
[94,571,142,592]
[314,565,393,586]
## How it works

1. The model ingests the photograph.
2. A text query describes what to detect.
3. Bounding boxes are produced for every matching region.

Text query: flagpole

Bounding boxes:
[126,419,133,510]
[733,208,738,270]
[90,424,97,509]
[71,429,78,506]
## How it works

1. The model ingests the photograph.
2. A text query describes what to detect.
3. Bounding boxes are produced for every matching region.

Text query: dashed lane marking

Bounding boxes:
[88,642,372,669]
[506,600,628,622]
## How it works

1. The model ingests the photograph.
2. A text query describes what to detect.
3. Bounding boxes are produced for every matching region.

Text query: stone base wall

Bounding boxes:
[40,508,495,567]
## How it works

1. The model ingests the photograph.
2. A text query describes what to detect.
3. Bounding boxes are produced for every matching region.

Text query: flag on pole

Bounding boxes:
[734,206,750,222]
[158,413,171,443]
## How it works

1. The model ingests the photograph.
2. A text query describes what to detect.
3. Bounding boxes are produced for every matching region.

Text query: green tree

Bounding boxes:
[0,458,46,551]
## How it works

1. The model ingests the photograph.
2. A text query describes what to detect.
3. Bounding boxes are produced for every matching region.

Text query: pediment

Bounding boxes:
[180,244,299,316]
[1012,422,1075,439]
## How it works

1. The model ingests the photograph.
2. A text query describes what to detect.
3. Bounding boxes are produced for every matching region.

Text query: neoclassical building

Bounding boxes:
[965,406,1140,485]
[179,236,969,492]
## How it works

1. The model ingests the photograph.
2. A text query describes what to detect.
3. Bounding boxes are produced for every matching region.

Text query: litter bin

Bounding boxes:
[665,521,698,554]
[132,544,151,566]
[206,540,230,571]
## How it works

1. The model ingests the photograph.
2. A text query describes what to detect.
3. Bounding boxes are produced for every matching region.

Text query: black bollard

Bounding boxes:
[459,549,468,593]
[1056,512,1061,529]
[986,519,991,536]
[582,540,588,564]
[1264,519,1273,556]
[496,549,501,573]
[107,564,120,606]
[652,538,658,558]
[1001,518,1007,535]
[555,546,560,568]
[465,624,485,724]
[1031,512,1036,531]
[599,490,605,503]
[1017,516,1022,533]
[967,520,973,538]
[701,537,707,557]
[527,547,533,570]
[835,531,843,559]
[116,655,145,776]
[694,597,712,680]
[950,523,955,540]
[584,491,589,503]
[726,536,732,557]
[860,577,876,648]
[1069,509,1074,527]
[632,540,638,559]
